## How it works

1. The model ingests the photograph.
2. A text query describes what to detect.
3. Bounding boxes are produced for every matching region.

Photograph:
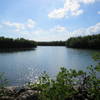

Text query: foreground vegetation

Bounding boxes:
[27,53,100,100]
[65,34,100,49]
[0,37,37,51]
[0,53,100,100]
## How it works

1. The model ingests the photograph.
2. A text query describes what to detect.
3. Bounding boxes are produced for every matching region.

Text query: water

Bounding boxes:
[0,46,99,86]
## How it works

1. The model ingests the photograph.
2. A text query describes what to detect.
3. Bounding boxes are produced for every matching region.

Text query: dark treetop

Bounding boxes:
[0,37,37,50]
[65,34,100,49]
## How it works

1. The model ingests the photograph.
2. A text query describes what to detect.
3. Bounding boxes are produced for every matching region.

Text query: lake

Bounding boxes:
[0,46,99,86]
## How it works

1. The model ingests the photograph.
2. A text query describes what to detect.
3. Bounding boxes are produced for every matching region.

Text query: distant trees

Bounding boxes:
[0,34,100,50]
[0,37,37,50]
[38,34,100,49]
[65,34,100,49]
[38,41,65,46]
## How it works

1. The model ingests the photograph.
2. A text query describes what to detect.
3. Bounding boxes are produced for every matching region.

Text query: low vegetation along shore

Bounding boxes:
[0,53,100,100]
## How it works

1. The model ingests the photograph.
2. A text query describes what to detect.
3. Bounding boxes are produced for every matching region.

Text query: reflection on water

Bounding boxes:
[0,48,36,53]
[0,46,99,86]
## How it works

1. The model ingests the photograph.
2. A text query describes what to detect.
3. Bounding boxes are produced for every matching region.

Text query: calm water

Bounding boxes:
[0,46,99,86]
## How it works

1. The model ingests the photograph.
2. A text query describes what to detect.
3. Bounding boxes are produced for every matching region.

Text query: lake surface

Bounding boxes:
[0,46,99,86]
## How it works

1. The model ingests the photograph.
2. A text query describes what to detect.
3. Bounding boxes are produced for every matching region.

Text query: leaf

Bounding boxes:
[95,64,100,72]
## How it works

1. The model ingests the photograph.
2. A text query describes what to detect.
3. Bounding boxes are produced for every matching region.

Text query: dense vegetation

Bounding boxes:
[37,41,65,46]
[0,34,100,49]
[65,34,100,49]
[38,34,100,49]
[28,53,100,100]
[0,37,37,50]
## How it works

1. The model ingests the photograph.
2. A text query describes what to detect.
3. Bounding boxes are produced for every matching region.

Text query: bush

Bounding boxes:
[29,54,100,100]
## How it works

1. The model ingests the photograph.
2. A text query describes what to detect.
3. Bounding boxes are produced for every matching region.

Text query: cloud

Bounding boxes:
[3,21,25,32]
[27,19,36,29]
[48,0,97,19]
[1,19,100,41]
[81,0,95,4]
[41,23,100,41]
[72,22,100,37]
[22,25,69,41]
[3,19,36,32]
[48,8,66,19]
[30,26,68,36]
[87,22,100,34]
[72,9,84,16]
[97,11,100,14]
[27,22,100,41]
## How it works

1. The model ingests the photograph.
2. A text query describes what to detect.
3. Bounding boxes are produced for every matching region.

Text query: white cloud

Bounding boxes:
[64,0,80,11]
[1,19,100,41]
[72,22,100,37]
[38,22,100,41]
[3,19,36,32]
[87,23,100,34]
[3,21,25,32]
[27,19,36,29]
[97,11,100,14]
[72,9,84,16]
[24,25,69,41]
[28,22,100,41]
[48,8,66,19]
[81,0,95,4]
[48,0,98,19]
[30,25,67,36]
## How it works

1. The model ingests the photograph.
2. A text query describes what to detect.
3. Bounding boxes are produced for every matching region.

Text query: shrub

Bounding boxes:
[29,53,100,100]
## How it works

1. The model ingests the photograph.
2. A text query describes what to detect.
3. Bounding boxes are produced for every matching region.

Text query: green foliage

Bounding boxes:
[93,52,100,61]
[65,34,100,49]
[92,52,100,72]
[29,66,100,100]
[0,37,37,50]
[29,53,100,100]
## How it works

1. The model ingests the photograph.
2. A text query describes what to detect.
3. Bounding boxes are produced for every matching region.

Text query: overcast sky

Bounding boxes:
[0,0,100,41]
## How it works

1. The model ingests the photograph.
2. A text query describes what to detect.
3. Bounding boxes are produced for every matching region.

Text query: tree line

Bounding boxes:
[37,41,65,46]
[0,37,37,50]
[38,34,100,49]
[65,34,100,49]
[0,34,100,49]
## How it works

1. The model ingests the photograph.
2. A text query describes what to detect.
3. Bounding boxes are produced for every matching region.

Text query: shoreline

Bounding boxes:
[0,85,39,100]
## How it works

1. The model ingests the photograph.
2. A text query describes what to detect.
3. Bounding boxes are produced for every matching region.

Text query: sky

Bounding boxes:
[0,0,100,41]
